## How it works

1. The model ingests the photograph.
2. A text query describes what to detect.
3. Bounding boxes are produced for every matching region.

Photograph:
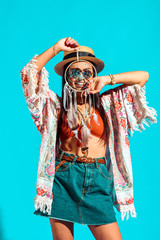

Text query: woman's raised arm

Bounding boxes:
[20,37,80,92]
[30,42,61,85]
[20,37,80,135]
[34,37,80,74]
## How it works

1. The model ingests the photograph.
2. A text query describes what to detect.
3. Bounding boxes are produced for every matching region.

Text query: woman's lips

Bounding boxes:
[74,81,88,90]
[75,82,84,87]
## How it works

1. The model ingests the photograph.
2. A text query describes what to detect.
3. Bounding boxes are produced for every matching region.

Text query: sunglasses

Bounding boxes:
[68,68,93,80]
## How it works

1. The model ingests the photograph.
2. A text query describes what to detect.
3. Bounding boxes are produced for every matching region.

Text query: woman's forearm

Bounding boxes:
[106,71,149,86]
[34,42,61,73]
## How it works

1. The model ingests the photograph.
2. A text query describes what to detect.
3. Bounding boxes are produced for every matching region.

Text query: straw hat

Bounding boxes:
[54,45,105,76]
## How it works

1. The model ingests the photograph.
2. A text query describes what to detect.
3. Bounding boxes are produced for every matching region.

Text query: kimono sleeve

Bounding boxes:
[20,54,60,135]
[101,84,157,136]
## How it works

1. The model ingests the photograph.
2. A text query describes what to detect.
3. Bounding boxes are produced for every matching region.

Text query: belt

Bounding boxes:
[55,149,106,173]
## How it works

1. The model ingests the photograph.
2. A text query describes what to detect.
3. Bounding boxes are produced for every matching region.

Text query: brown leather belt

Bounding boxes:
[55,149,106,173]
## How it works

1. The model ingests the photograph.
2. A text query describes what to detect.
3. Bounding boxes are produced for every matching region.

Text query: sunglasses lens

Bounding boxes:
[83,70,92,79]
[69,69,81,78]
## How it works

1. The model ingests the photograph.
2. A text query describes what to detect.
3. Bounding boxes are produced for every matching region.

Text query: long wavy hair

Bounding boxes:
[56,60,110,152]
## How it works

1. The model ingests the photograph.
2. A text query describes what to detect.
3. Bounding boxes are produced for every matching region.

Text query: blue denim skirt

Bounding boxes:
[34,149,117,225]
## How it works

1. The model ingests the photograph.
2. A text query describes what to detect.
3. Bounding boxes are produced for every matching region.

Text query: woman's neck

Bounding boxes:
[76,93,89,105]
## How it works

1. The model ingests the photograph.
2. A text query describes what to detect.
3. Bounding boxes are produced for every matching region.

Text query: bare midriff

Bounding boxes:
[59,105,107,158]
[60,135,107,158]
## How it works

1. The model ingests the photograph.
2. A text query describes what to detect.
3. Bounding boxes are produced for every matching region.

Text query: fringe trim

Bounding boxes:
[34,195,52,215]
[127,84,157,136]
[27,57,39,99]
[25,54,50,99]
[120,204,137,221]
[24,54,51,126]
[38,62,50,97]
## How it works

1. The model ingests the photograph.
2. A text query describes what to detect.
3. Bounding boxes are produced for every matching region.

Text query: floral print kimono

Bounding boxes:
[20,54,157,221]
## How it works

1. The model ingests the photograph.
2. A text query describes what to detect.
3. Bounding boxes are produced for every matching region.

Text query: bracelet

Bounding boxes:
[109,74,116,85]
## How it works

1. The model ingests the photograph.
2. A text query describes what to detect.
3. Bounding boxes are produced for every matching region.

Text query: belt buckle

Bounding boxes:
[81,156,87,163]
[89,157,94,163]
[85,157,93,164]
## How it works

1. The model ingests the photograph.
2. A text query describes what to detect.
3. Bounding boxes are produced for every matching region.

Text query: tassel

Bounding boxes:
[81,123,89,149]
[86,90,90,123]
[74,90,78,125]
[92,94,100,125]
[88,93,92,128]
[64,83,82,142]
[34,195,52,215]
[27,54,49,99]
[120,204,137,221]
[81,119,92,149]
[125,84,157,136]
[63,83,68,111]
[69,87,73,111]
[72,128,82,143]
[39,67,50,97]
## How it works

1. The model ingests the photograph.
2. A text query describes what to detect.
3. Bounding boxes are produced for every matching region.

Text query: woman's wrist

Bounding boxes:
[104,75,116,85]
[104,75,113,85]
[52,42,61,57]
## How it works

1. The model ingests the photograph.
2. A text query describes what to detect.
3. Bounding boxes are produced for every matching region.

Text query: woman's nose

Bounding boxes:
[77,72,85,80]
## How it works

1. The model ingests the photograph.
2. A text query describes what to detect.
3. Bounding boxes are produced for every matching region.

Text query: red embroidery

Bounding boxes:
[37,188,45,196]
[125,136,129,146]
[120,119,126,128]
[115,101,122,110]
[127,94,133,103]
[136,110,141,118]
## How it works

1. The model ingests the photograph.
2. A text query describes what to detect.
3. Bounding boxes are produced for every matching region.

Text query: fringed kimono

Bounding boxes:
[20,54,157,221]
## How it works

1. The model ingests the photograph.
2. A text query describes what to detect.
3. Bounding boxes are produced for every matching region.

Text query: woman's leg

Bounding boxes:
[49,218,74,240]
[88,222,123,240]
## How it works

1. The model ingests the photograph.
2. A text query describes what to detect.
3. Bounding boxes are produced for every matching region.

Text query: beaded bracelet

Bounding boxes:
[109,74,116,85]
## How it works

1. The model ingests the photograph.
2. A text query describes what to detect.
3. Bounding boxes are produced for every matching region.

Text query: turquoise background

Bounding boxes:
[1,0,159,239]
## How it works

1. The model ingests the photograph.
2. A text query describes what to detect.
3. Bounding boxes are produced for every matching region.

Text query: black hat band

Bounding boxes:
[63,51,95,60]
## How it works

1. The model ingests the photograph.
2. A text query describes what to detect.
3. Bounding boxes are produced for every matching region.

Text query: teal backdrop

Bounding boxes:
[0,0,159,239]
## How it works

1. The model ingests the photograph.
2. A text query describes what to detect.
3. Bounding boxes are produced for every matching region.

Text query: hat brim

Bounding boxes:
[54,56,105,76]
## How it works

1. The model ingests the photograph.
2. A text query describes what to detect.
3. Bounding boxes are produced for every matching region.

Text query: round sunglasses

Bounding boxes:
[68,68,93,80]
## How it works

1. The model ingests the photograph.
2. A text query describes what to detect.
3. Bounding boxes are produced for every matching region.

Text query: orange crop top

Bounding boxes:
[59,108,105,147]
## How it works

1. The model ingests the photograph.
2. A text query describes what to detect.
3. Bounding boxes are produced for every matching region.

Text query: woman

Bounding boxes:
[20,37,157,240]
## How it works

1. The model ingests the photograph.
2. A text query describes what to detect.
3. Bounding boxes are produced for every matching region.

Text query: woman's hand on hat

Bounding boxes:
[89,76,111,94]
[56,37,80,52]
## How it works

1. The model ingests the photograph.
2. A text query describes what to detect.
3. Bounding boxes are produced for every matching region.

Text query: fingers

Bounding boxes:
[89,89,99,94]
[89,78,99,94]
[65,37,80,49]
[89,77,97,89]
[89,85,95,94]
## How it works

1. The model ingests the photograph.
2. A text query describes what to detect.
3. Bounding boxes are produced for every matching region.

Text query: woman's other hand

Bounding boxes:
[89,76,111,94]
[56,37,80,52]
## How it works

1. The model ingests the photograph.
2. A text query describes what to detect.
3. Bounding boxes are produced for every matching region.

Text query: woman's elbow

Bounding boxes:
[144,71,149,81]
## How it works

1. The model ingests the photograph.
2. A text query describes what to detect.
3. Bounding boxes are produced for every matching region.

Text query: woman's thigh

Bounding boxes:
[88,222,123,240]
[49,218,74,240]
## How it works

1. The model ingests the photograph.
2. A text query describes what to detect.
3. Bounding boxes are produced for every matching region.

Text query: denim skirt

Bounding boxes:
[34,150,117,225]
